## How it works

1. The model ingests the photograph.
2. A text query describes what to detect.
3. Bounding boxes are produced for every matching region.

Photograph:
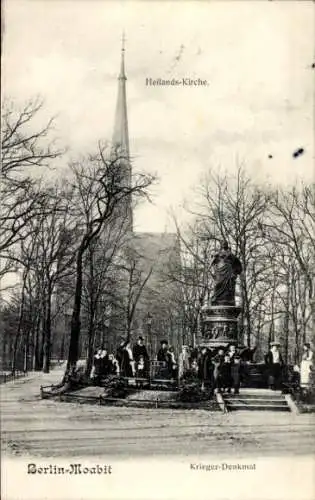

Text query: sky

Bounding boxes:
[2,0,315,234]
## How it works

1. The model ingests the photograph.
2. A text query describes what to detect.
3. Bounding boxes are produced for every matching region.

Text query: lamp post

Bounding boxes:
[102,318,110,348]
[102,304,112,349]
[147,312,153,360]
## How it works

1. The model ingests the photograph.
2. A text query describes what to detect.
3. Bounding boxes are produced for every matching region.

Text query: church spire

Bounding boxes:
[112,32,133,232]
[112,31,130,158]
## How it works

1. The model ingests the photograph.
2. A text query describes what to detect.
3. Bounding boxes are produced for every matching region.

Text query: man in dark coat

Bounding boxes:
[91,348,103,385]
[198,347,214,393]
[157,340,171,379]
[157,340,169,362]
[99,349,111,378]
[121,341,135,378]
[116,338,126,372]
[189,345,199,365]
[265,341,284,390]
[230,354,242,394]
[133,336,149,377]
[220,354,232,393]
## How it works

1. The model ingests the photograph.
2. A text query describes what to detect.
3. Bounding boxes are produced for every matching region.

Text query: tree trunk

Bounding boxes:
[60,327,66,361]
[65,247,84,375]
[268,279,276,345]
[33,311,42,370]
[283,272,290,364]
[85,246,96,376]
[23,341,27,372]
[39,293,47,370]
[23,327,31,372]
[12,284,27,373]
[85,311,96,377]
[42,284,52,373]
[245,300,251,348]
[2,331,7,371]
[311,295,315,391]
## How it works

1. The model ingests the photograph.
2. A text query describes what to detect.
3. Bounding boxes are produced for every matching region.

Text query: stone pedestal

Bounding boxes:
[200,304,242,348]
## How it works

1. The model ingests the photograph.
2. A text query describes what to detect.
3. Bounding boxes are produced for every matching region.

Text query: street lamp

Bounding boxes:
[146,312,153,359]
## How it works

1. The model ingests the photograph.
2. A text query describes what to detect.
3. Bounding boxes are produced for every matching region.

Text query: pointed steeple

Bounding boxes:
[112,32,133,232]
[112,31,130,158]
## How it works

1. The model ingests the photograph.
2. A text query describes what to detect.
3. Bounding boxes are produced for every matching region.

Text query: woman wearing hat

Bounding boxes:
[157,340,171,379]
[133,336,149,377]
[300,343,313,389]
[265,341,284,390]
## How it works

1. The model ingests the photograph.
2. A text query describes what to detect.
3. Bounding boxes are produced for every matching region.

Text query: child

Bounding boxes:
[168,347,178,380]
[108,354,120,376]
[137,355,146,379]
[191,359,199,376]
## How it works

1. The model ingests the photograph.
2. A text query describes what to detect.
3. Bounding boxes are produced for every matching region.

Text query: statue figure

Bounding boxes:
[210,240,242,306]
[212,326,219,338]
[223,325,229,337]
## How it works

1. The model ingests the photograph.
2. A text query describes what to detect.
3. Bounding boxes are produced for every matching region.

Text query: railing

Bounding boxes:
[40,388,212,410]
[120,360,179,389]
[0,370,28,385]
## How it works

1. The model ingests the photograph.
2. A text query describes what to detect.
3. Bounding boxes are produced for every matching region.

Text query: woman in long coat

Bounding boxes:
[121,341,135,378]
[300,343,313,388]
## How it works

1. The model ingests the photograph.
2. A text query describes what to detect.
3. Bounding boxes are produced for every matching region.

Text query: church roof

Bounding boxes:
[132,231,179,268]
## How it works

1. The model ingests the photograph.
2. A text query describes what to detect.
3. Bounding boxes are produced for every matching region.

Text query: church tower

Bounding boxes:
[112,33,133,232]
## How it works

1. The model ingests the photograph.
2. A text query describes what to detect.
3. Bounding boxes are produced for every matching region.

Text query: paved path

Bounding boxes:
[1,369,314,458]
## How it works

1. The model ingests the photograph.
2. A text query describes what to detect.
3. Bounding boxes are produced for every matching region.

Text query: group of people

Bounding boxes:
[90,348,120,383]
[90,336,151,383]
[90,337,181,383]
[264,341,314,391]
[179,344,243,394]
[90,335,313,394]
[90,337,253,392]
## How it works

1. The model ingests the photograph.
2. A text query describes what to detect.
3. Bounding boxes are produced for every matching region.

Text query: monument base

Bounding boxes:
[200,304,242,349]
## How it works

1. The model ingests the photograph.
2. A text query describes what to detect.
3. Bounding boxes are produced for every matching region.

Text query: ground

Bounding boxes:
[1,367,315,458]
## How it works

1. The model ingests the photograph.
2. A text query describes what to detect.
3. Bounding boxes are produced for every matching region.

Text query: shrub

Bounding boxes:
[102,375,129,399]
[180,370,200,384]
[65,365,88,388]
[177,381,210,403]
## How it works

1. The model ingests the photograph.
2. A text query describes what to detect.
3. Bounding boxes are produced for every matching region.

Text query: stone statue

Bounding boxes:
[210,240,242,306]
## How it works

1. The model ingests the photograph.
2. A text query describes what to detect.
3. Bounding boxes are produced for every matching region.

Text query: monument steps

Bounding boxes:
[222,390,291,412]
[225,393,284,401]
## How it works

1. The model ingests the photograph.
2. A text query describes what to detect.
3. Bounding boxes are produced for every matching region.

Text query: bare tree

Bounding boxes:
[262,184,315,361]
[3,178,79,373]
[188,166,271,347]
[0,98,61,258]
[165,219,212,347]
[54,143,154,388]
[82,217,129,376]
[115,244,154,343]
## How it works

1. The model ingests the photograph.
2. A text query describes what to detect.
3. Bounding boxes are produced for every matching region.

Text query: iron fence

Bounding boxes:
[0,370,28,384]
